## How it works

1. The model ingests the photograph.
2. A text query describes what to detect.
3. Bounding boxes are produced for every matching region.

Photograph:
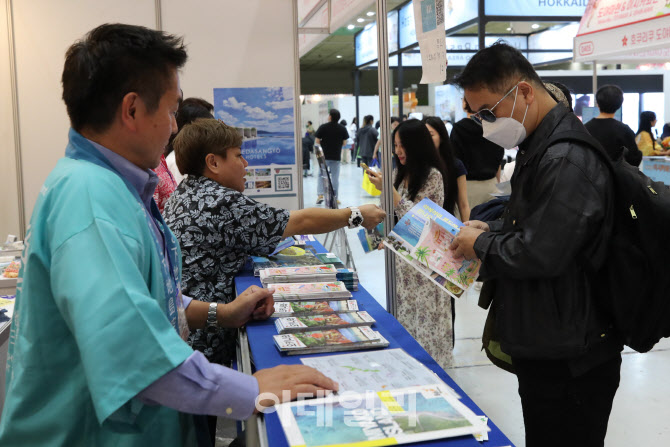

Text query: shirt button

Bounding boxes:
[226,408,233,415]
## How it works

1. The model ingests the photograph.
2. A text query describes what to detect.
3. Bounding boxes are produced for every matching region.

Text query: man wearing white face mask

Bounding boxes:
[449,42,621,447]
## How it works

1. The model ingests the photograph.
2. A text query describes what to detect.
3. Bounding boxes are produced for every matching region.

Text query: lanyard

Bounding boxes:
[64,128,183,336]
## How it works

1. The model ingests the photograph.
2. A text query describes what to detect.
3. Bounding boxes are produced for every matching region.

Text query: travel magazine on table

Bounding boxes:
[383,198,481,299]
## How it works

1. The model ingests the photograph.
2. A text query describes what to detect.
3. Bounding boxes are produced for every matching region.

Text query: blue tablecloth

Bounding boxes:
[236,245,515,447]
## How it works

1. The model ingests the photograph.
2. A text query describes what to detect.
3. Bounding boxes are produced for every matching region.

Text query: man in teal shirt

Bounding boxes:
[0,24,336,446]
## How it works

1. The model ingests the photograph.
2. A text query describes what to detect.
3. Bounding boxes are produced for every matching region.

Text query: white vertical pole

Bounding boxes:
[592,61,597,97]
[293,0,304,209]
[375,0,396,315]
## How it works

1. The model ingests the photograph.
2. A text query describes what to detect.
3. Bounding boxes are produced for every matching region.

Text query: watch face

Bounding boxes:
[353,216,363,225]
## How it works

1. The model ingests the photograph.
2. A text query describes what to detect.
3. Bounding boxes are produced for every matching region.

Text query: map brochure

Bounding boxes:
[275,384,489,447]
[267,281,352,301]
[383,198,480,299]
[273,326,389,355]
[273,299,359,317]
[275,311,375,334]
[300,348,455,396]
[260,264,338,285]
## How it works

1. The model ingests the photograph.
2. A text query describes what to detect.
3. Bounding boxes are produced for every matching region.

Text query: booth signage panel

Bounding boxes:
[642,157,670,186]
[445,35,527,51]
[486,0,588,16]
[445,0,478,30]
[355,11,399,66]
[529,23,579,50]
[399,1,417,48]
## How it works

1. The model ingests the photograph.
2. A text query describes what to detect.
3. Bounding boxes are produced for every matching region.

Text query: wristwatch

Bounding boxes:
[205,302,219,333]
[348,207,364,229]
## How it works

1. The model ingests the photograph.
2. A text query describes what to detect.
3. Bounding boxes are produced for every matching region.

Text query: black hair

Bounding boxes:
[329,109,341,123]
[662,123,670,140]
[165,97,214,155]
[452,41,544,97]
[364,115,374,125]
[339,119,347,126]
[637,111,657,136]
[392,119,447,207]
[375,120,380,130]
[596,84,624,114]
[62,23,187,133]
[422,116,458,214]
[390,116,400,124]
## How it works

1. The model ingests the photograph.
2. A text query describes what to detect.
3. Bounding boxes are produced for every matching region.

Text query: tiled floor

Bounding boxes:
[299,160,670,446]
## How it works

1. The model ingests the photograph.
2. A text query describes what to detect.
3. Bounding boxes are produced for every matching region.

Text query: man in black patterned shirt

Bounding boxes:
[164,118,385,365]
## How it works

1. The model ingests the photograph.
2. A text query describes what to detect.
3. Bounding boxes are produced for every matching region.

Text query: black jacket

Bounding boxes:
[474,105,622,375]
[450,118,504,181]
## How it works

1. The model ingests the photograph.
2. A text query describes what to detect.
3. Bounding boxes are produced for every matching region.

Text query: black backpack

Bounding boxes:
[534,129,670,353]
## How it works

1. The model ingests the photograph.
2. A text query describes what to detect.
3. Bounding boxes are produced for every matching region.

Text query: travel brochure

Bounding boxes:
[275,384,489,447]
[274,311,375,334]
[252,246,347,275]
[267,281,352,301]
[272,300,359,317]
[299,349,453,395]
[273,327,389,355]
[260,264,339,285]
[383,198,481,299]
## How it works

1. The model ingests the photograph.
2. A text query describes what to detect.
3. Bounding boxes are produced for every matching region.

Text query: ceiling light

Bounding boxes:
[367,12,375,16]
[357,18,365,23]
[506,27,512,31]
[336,55,342,58]
[531,23,540,29]
[347,24,355,30]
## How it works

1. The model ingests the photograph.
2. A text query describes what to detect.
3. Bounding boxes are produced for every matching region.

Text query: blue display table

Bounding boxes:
[235,243,515,447]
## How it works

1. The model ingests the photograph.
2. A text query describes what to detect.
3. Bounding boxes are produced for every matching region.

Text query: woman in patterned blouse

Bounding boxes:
[164,118,385,366]
[366,119,455,369]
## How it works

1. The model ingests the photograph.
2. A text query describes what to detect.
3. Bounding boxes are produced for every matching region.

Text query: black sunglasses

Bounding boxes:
[471,80,524,125]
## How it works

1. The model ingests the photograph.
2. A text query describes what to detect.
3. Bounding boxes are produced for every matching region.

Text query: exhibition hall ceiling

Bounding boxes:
[300,17,558,71]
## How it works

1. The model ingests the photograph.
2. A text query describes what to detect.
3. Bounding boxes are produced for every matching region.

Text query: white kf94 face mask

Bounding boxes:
[480,83,529,149]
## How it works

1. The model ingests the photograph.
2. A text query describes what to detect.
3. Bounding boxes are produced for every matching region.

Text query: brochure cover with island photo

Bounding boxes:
[383,198,481,299]
[273,327,389,355]
[275,384,489,447]
[260,265,339,285]
[275,311,375,334]
[252,247,346,276]
[273,300,359,317]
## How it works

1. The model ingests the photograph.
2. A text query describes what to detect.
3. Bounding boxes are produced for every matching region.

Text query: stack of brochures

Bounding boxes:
[252,248,346,276]
[275,349,490,446]
[272,299,360,317]
[273,326,389,355]
[383,198,481,299]
[260,265,339,285]
[267,281,352,301]
[274,311,376,334]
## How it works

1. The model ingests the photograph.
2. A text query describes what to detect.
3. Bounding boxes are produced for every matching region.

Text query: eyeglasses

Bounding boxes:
[471,80,524,125]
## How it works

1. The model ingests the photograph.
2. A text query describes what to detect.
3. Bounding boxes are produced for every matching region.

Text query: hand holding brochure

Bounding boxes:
[384,198,481,299]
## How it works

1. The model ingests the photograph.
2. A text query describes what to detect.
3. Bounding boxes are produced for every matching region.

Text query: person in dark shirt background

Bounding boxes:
[449,99,504,209]
[314,108,349,204]
[584,84,642,166]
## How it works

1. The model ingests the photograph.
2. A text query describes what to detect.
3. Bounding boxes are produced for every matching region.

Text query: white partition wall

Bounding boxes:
[0,1,20,239]
[1,0,300,238]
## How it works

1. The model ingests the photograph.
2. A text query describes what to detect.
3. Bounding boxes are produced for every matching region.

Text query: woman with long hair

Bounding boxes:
[636,111,664,156]
[423,116,471,221]
[367,119,454,369]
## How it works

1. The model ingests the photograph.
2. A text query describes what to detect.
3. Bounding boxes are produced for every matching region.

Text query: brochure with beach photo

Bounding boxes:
[267,281,352,301]
[273,327,389,355]
[383,198,481,299]
[252,246,346,275]
[274,311,375,334]
[273,300,359,317]
[275,384,489,447]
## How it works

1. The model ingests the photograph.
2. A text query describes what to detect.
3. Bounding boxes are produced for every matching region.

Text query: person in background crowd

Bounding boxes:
[450,42,621,447]
[356,115,378,169]
[661,123,670,140]
[349,117,359,162]
[153,146,178,213]
[372,116,400,161]
[314,109,349,204]
[366,119,455,370]
[636,111,667,156]
[339,119,351,163]
[164,118,385,367]
[0,23,338,447]
[424,116,470,221]
[166,97,214,184]
[449,99,504,211]
[584,84,642,166]
[306,120,315,138]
